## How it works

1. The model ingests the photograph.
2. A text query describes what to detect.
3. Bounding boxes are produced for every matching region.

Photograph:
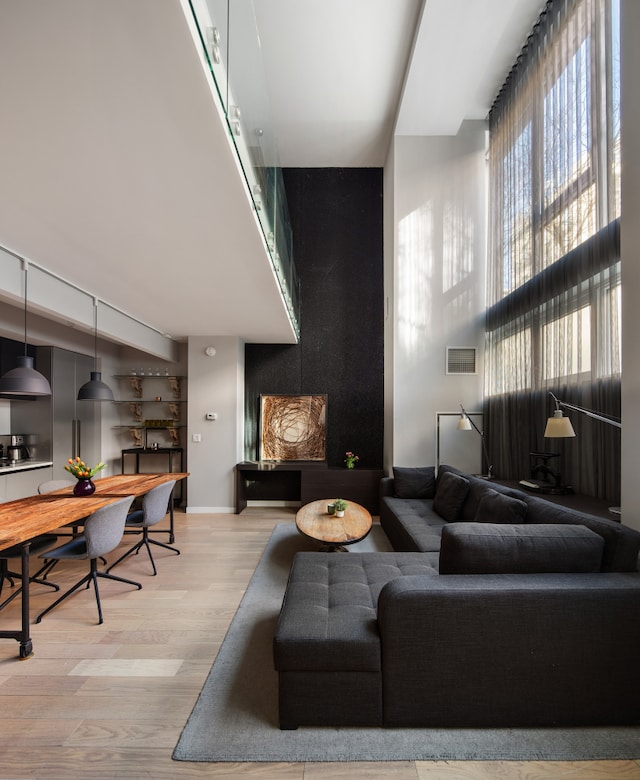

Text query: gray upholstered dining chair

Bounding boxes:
[35,495,141,625]
[37,479,75,494]
[106,480,179,576]
[35,477,89,581]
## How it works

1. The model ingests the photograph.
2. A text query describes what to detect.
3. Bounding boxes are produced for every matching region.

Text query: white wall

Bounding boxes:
[621,0,640,530]
[387,121,488,469]
[185,336,244,512]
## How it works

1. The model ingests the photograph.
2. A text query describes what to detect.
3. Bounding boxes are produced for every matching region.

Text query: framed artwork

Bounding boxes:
[259,394,327,461]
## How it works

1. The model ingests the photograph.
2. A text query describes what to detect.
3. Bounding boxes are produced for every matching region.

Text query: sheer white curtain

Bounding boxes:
[485,0,621,501]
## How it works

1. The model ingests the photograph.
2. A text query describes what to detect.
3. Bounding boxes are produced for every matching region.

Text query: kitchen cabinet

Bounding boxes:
[4,466,53,501]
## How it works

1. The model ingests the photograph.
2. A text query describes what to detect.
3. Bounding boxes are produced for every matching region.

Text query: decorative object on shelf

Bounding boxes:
[456,403,493,479]
[0,260,52,397]
[144,419,173,428]
[129,377,143,397]
[333,498,348,517]
[77,299,114,401]
[130,428,143,447]
[129,403,143,422]
[169,377,181,399]
[65,457,106,497]
[344,451,359,469]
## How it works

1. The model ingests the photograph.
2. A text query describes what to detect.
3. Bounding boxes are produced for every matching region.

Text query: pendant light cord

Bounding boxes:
[23,264,28,354]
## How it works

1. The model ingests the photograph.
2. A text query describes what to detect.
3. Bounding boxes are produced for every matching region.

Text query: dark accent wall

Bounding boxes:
[244,168,384,468]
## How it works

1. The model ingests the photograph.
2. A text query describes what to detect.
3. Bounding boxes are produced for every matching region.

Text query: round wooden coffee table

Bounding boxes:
[295,499,372,552]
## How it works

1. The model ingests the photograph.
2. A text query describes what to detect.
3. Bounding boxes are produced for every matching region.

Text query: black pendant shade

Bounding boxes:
[0,263,52,397]
[0,354,52,396]
[77,370,114,401]
[77,301,114,401]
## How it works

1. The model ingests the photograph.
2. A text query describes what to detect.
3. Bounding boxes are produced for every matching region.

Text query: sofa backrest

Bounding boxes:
[437,464,640,572]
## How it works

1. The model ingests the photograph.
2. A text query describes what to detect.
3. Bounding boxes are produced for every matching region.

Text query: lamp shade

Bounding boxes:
[544,410,576,438]
[0,355,52,396]
[77,371,115,401]
[456,415,473,430]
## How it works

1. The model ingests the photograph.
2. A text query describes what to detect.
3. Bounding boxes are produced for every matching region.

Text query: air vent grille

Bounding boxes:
[446,347,477,375]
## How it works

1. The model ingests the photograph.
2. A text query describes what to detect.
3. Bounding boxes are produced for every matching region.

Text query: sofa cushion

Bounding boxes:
[274,552,438,673]
[392,467,435,499]
[433,471,470,522]
[439,522,605,574]
[474,489,528,524]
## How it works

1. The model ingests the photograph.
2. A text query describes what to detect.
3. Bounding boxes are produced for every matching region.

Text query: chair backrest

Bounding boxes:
[38,479,74,494]
[140,480,176,528]
[84,496,135,559]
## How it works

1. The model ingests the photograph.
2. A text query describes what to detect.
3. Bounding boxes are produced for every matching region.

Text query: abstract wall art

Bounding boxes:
[259,394,327,461]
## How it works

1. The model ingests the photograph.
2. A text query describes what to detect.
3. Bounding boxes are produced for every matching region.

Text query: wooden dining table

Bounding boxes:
[0,472,188,659]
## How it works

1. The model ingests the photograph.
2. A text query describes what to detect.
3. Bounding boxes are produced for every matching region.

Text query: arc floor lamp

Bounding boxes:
[456,403,493,479]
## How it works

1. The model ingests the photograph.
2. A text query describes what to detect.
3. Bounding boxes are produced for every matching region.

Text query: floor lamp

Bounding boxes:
[456,404,493,479]
[544,391,621,513]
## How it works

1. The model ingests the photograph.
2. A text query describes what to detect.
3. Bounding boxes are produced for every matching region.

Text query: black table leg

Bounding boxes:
[0,542,33,659]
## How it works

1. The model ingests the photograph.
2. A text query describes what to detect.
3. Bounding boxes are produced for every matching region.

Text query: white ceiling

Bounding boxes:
[0,0,545,348]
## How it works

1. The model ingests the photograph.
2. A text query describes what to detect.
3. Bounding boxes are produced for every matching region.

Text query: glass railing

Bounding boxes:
[187,0,300,339]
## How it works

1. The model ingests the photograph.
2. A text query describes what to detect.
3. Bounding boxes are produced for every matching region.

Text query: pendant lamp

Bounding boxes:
[0,262,52,396]
[77,299,114,401]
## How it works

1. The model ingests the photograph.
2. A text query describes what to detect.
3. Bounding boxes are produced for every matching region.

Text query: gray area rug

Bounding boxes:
[173,523,640,762]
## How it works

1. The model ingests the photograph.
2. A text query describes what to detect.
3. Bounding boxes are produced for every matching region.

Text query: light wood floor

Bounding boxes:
[0,506,638,780]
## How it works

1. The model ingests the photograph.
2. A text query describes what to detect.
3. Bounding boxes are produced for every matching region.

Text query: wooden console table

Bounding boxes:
[235,462,384,515]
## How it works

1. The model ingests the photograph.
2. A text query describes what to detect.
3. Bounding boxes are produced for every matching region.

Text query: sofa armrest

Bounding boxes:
[380,477,394,498]
[377,572,640,727]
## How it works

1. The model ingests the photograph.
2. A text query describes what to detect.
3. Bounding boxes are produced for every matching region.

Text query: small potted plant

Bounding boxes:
[345,451,359,469]
[333,498,348,517]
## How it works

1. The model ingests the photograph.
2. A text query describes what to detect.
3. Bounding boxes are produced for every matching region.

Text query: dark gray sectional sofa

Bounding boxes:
[273,464,640,729]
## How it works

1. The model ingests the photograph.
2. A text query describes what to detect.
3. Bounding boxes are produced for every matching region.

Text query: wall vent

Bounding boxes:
[446,347,477,375]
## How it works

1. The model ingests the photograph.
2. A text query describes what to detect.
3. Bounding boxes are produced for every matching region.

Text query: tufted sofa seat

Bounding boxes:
[273,551,437,729]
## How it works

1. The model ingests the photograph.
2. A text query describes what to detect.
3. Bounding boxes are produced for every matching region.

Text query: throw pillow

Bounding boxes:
[393,467,436,499]
[433,471,470,522]
[474,489,528,524]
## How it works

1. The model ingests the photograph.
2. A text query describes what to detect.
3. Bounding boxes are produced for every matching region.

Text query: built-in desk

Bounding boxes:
[235,462,385,515]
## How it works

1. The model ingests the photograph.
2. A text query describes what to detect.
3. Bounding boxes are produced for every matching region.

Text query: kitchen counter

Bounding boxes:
[0,460,53,475]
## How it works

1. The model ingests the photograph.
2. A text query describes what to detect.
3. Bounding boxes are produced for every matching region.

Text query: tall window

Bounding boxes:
[486,0,621,501]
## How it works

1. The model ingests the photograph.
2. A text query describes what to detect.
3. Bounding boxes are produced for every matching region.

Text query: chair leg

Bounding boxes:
[148,538,180,556]
[0,560,18,594]
[36,560,142,625]
[105,539,145,574]
[0,559,59,609]
[106,532,179,577]
[35,571,94,623]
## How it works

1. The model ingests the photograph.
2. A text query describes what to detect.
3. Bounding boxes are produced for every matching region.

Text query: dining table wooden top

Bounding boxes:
[48,472,189,497]
[0,472,189,552]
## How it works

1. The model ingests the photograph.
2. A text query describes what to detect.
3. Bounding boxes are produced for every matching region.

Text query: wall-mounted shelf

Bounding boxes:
[113,375,187,450]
